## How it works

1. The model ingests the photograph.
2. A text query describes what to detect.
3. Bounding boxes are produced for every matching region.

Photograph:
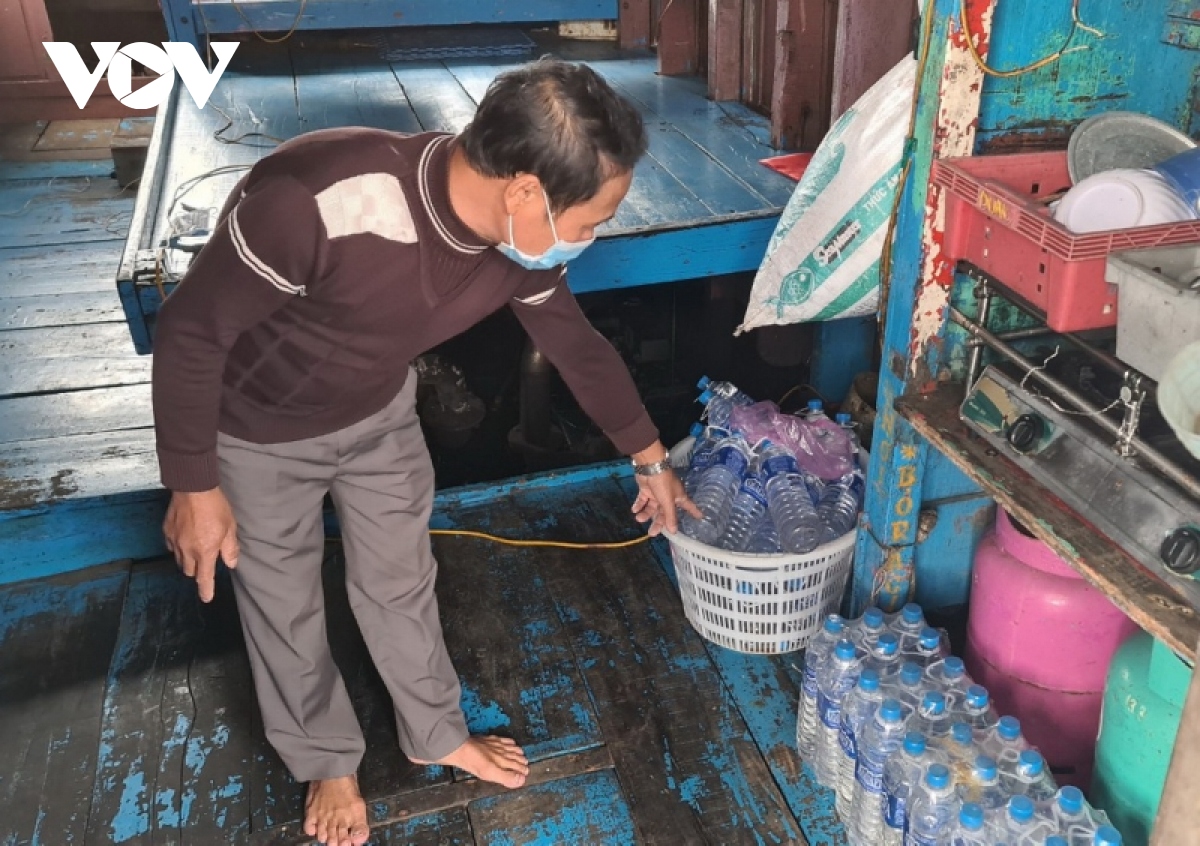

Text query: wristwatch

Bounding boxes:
[632,457,672,477]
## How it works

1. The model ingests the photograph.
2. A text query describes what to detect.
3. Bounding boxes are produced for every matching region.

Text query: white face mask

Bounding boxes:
[496,188,595,270]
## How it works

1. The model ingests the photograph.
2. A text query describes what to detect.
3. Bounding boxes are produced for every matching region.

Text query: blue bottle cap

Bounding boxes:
[879,699,904,723]
[859,669,880,692]
[1094,825,1122,846]
[698,389,715,404]
[959,802,985,831]
[824,614,845,635]
[900,662,923,686]
[697,375,711,390]
[925,763,950,790]
[876,633,899,656]
[1047,838,1069,846]
[1008,795,1035,823]
[1018,749,1045,777]
[951,723,973,745]
[966,685,990,709]
[921,691,946,716]
[834,639,857,661]
[997,715,1022,741]
[903,731,926,755]
[862,607,885,630]
[836,412,852,425]
[918,628,941,651]
[1057,786,1084,815]
[807,399,823,412]
[944,656,966,678]
[901,603,923,624]
[973,755,998,781]
[690,422,705,438]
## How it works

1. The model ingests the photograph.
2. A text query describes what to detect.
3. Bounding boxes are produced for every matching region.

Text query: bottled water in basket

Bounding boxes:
[680,438,749,544]
[760,443,824,554]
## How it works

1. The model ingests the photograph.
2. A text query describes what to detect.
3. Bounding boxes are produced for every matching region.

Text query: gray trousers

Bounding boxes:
[217,372,468,782]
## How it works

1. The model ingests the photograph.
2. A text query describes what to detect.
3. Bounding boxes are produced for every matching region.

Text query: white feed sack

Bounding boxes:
[738,56,918,333]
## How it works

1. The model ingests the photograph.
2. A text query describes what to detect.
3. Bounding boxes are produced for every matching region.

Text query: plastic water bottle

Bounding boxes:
[865,632,903,678]
[697,376,753,405]
[850,699,909,846]
[838,669,885,820]
[926,656,972,706]
[798,615,845,759]
[949,802,989,846]
[806,398,830,422]
[759,443,824,554]
[837,411,862,455]
[853,607,889,648]
[910,691,953,746]
[699,389,749,429]
[960,755,1007,813]
[906,763,960,846]
[1001,795,1045,843]
[1003,750,1057,806]
[816,469,864,544]
[911,628,947,667]
[816,639,862,787]
[1047,838,1069,846]
[982,715,1027,772]
[681,438,749,544]
[1050,786,1112,845]
[940,723,976,776]
[955,685,998,738]
[717,463,768,551]
[746,517,781,554]
[1093,826,1123,845]
[683,425,722,495]
[881,731,932,846]
[885,661,930,710]
[889,603,927,648]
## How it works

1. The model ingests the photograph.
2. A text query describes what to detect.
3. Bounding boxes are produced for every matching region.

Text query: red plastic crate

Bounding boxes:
[932,151,1200,332]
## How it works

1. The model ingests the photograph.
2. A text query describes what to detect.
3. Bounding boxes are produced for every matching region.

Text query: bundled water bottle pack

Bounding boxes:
[798,604,1126,846]
[678,377,864,555]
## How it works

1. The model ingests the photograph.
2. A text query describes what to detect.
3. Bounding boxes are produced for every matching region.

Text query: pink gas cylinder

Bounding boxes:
[965,508,1138,789]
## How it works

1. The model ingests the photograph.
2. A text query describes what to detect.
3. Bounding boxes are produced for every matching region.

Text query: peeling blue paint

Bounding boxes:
[475,770,636,846]
[111,770,149,842]
[460,684,511,732]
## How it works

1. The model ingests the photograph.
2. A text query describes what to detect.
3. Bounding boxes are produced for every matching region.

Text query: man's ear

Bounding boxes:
[503,173,543,216]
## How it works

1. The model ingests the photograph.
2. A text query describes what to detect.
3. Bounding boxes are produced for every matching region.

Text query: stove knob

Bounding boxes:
[1161,528,1200,575]
[1006,413,1045,454]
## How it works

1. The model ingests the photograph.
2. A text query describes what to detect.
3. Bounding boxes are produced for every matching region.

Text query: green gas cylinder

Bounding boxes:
[1091,632,1193,846]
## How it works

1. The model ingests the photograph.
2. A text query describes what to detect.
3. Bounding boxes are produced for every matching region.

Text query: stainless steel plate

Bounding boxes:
[1068,111,1197,183]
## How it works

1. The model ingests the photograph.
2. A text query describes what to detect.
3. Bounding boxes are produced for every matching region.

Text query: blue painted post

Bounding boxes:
[851,0,995,614]
[810,316,876,405]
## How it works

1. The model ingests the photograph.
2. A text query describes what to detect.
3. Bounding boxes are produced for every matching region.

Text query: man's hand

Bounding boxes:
[163,488,239,602]
[630,441,703,536]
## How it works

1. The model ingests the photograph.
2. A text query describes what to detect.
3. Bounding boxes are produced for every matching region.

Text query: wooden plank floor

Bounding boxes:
[0,469,846,845]
[0,128,162,586]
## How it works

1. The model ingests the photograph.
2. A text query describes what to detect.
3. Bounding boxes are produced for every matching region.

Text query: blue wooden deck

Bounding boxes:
[0,465,845,845]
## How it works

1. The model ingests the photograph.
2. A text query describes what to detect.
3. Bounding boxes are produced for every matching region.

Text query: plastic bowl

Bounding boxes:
[1054,169,1197,234]
[1153,147,1200,213]
[1158,341,1200,461]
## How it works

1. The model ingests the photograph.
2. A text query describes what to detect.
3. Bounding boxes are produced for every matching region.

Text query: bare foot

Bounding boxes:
[410,736,530,788]
[304,775,369,846]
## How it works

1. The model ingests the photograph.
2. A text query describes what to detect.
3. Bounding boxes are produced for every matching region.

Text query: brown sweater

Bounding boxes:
[152,129,657,492]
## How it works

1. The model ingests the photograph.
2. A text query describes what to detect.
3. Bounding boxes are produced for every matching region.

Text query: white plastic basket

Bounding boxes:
[665,435,858,655]
[666,527,857,655]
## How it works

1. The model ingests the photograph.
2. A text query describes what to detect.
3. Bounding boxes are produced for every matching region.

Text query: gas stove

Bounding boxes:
[961,362,1200,610]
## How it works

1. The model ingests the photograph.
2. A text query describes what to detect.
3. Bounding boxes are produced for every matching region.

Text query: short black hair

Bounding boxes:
[459,57,648,212]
